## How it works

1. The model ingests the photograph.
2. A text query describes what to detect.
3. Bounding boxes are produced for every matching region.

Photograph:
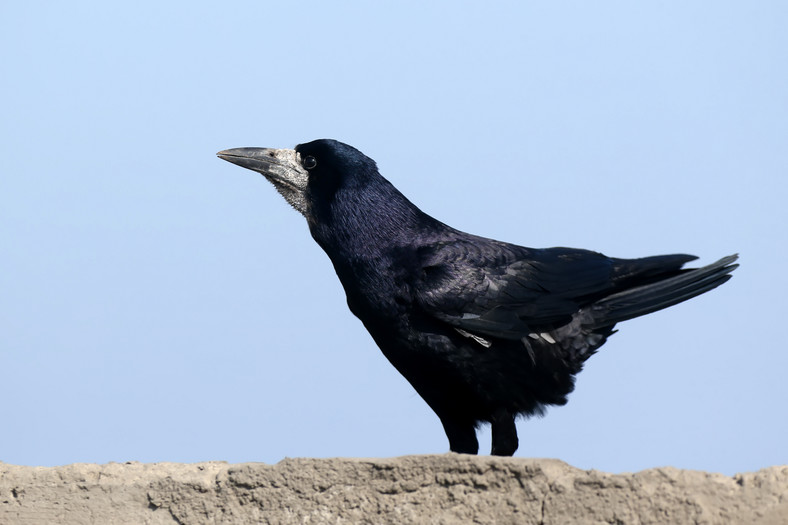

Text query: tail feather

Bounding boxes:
[588,254,739,328]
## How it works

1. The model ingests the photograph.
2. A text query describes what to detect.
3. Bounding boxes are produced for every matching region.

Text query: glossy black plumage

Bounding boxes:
[217,139,738,456]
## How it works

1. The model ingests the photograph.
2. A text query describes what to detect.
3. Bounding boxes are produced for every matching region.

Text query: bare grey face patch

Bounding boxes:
[217,148,310,216]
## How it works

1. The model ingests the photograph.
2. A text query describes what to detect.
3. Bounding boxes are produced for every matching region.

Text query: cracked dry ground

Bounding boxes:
[2,456,787,524]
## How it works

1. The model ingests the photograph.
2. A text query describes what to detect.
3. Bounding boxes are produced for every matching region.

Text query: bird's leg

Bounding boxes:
[440,417,479,454]
[490,410,518,456]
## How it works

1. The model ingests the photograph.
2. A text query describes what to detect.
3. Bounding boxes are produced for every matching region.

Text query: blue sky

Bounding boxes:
[2,2,786,474]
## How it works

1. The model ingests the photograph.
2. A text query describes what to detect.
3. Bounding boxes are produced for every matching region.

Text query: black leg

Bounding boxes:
[491,411,518,456]
[440,417,479,454]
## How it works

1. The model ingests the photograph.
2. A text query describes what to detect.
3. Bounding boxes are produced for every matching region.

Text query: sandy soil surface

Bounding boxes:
[2,455,786,524]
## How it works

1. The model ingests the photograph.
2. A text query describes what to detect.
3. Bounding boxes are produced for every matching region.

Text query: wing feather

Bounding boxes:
[415,237,696,341]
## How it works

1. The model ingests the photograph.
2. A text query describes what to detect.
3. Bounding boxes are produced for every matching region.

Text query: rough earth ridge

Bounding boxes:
[2,456,786,524]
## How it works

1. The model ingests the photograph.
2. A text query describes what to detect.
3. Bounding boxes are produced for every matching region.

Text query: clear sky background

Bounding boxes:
[2,2,786,475]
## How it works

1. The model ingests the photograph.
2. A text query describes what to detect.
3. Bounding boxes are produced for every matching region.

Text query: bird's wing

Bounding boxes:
[412,237,693,341]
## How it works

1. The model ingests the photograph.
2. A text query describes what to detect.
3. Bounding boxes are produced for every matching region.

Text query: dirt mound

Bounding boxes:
[2,456,786,524]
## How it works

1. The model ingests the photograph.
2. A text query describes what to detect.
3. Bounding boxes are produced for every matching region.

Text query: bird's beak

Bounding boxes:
[217,147,309,216]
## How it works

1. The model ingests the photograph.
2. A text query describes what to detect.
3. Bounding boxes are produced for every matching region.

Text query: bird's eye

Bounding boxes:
[303,155,317,170]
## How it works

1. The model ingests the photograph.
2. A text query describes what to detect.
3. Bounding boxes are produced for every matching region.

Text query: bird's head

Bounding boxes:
[217,139,378,219]
[218,138,438,257]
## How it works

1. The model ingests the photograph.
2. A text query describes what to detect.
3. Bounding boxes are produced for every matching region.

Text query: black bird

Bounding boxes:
[217,139,737,456]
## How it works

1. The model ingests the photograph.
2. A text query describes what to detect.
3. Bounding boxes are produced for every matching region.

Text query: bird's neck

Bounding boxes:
[307,179,445,269]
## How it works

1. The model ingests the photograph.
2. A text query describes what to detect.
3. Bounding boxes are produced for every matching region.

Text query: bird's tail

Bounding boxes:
[586,254,739,329]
